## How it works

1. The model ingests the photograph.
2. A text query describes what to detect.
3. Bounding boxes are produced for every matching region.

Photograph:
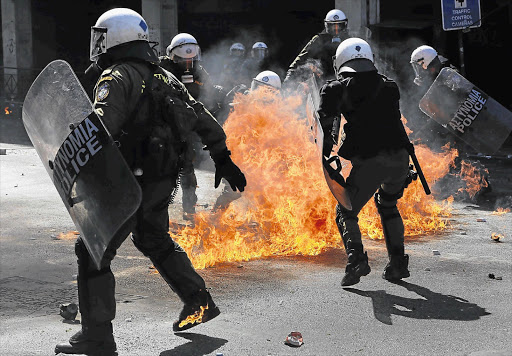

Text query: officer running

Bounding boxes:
[317,38,413,287]
[55,8,246,355]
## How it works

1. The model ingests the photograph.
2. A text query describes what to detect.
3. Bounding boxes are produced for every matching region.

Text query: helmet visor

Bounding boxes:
[411,62,425,86]
[251,79,277,92]
[230,48,245,57]
[90,27,108,62]
[325,21,347,36]
[252,48,268,59]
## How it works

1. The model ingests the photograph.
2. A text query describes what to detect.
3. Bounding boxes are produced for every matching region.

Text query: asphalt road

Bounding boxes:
[1,116,511,356]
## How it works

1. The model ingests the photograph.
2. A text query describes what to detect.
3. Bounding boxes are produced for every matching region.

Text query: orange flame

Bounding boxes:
[178,305,208,328]
[458,160,489,198]
[56,231,80,240]
[170,88,460,269]
[491,232,504,242]
[492,208,510,216]
[4,107,11,115]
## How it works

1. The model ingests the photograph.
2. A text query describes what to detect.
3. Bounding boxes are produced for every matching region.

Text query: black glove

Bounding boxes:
[212,151,247,192]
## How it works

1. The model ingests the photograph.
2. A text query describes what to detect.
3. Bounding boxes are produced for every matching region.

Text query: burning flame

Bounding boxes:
[492,208,510,216]
[170,88,461,269]
[4,107,11,115]
[491,232,504,242]
[178,305,208,328]
[458,160,489,198]
[57,231,79,240]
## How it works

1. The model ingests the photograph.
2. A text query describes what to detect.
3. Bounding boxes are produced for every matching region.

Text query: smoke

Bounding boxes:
[199,27,287,91]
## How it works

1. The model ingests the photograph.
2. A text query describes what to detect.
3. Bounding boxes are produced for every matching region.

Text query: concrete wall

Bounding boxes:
[1,0,32,100]
[141,0,178,57]
[335,0,380,36]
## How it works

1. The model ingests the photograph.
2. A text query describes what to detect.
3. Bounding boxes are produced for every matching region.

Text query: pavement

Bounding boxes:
[1,115,512,356]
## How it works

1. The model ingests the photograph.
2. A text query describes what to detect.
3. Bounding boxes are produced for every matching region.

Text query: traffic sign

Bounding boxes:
[441,0,481,31]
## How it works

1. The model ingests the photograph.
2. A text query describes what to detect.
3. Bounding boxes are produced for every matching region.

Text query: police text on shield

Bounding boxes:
[448,88,488,134]
[53,117,103,195]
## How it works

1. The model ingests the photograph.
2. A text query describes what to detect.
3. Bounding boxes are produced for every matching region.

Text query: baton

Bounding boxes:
[407,145,431,195]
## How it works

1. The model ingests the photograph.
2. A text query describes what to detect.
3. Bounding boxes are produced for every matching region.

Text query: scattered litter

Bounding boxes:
[284,332,303,347]
[491,233,504,242]
[432,250,441,256]
[0,149,6,155]
[460,231,467,235]
[125,318,132,322]
[216,353,224,356]
[59,303,78,320]
[424,267,431,271]
[476,218,486,222]
[488,274,502,280]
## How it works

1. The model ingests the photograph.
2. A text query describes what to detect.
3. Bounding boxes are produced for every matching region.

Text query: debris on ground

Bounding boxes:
[476,218,487,222]
[488,273,503,280]
[491,233,504,242]
[59,303,78,320]
[284,331,303,347]
[432,250,441,255]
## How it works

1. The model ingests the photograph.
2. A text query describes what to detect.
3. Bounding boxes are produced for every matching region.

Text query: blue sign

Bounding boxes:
[441,0,481,31]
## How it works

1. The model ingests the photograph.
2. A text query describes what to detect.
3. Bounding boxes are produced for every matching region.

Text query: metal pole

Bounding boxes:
[458,30,465,76]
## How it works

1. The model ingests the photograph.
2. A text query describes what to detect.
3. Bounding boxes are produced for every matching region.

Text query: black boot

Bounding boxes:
[341,249,371,287]
[173,289,221,332]
[54,323,117,355]
[383,254,410,281]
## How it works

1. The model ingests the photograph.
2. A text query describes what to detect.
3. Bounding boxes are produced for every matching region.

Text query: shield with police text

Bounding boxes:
[305,75,352,211]
[419,67,512,154]
[22,60,142,270]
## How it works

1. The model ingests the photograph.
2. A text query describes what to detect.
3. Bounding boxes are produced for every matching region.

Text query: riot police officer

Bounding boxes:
[55,8,246,355]
[318,38,412,287]
[283,9,350,90]
[239,42,271,87]
[159,33,227,220]
[219,42,246,91]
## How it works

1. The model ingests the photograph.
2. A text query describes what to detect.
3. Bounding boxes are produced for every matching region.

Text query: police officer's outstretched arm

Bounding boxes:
[180,87,247,192]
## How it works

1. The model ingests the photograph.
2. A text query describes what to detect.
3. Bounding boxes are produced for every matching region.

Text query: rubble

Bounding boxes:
[284,332,303,347]
[59,303,78,320]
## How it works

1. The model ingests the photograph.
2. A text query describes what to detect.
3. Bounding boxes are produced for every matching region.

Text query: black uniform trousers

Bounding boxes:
[75,178,206,326]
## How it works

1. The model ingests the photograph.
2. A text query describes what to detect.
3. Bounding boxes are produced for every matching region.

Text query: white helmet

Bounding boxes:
[410,45,438,69]
[166,33,201,62]
[230,42,245,57]
[251,42,268,59]
[90,8,152,62]
[333,38,375,78]
[250,70,282,91]
[410,45,439,86]
[324,9,348,38]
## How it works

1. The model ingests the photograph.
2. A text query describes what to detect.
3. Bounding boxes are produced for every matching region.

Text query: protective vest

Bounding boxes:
[105,63,194,181]
[319,72,410,160]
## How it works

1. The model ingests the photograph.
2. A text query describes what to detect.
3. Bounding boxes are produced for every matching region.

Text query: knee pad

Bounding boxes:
[374,190,401,221]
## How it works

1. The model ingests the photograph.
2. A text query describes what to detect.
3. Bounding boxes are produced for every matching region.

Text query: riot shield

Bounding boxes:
[22,60,142,270]
[419,67,512,154]
[305,75,352,211]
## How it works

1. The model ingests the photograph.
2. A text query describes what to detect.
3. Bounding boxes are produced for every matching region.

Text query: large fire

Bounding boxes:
[170,88,468,269]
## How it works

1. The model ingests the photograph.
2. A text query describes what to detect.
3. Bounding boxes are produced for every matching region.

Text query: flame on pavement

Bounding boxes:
[491,208,510,216]
[170,88,479,269]
[56,231,80,240]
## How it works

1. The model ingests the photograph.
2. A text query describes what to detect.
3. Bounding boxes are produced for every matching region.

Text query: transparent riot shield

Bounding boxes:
[419,67,512,154]
[305,75,352,211]
[22,60,142,270]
